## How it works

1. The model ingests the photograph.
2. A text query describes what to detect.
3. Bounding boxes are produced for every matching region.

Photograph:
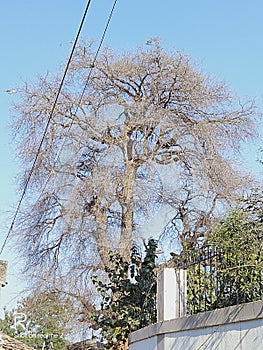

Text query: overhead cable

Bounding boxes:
[31,0,119,209]
[0,0,93,256]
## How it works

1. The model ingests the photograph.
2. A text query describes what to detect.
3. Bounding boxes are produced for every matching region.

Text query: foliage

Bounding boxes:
[92,239,158,349]
[186,191,263,314]
[0,308,18,339]
[0,291,72,349]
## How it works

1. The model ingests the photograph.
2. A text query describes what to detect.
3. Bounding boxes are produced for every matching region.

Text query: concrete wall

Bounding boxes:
[129,300,263,350]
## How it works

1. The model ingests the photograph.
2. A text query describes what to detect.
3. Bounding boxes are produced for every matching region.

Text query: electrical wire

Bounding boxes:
[0,0,93,257]
[79,0,118,103]
[0,0,119,257]
[33,0,119,207]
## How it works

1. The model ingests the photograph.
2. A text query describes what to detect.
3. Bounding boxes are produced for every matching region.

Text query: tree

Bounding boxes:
[12,40,256,316]
[0,291,72,349]
[92,239,157,349]
[175,190,263,314]
[208,190,263,250]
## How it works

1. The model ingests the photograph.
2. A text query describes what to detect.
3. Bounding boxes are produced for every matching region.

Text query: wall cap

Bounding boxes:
[129,300,263,344]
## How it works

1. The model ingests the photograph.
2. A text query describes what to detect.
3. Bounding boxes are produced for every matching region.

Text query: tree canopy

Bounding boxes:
[0,291,72,349]
[170,190,263,314]
[207,190,263,256]
[11,41,257,316]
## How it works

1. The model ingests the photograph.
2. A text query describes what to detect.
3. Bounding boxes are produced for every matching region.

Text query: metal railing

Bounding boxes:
[172,245,263,315]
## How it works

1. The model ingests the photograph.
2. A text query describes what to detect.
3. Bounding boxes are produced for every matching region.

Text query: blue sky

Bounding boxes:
[0,0,262,309]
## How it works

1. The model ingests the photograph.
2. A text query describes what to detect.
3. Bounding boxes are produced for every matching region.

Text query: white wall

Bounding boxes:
[129,301,263,350]
[129,335,157,350]
[163,319,263,350]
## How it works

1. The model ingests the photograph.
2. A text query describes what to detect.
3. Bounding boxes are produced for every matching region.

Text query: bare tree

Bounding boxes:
[12,41,256,279]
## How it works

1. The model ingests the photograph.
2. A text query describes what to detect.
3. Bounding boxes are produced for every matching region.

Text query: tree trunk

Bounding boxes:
[119,160,138,259]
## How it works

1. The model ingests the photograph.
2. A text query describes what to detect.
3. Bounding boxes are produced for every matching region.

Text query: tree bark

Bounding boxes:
[119,160,138,260]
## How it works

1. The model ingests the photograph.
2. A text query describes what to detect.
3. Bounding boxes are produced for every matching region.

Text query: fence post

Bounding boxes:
[175,269,187,318]
[157,268,187,322]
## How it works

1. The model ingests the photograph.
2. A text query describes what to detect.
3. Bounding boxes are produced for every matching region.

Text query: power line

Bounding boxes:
[0,0,93,257]
[31,0,119,207]
[79,0,118,103]
[0,0,119,257]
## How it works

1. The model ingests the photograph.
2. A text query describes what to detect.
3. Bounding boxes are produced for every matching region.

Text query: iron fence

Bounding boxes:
[172,245,263,315]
